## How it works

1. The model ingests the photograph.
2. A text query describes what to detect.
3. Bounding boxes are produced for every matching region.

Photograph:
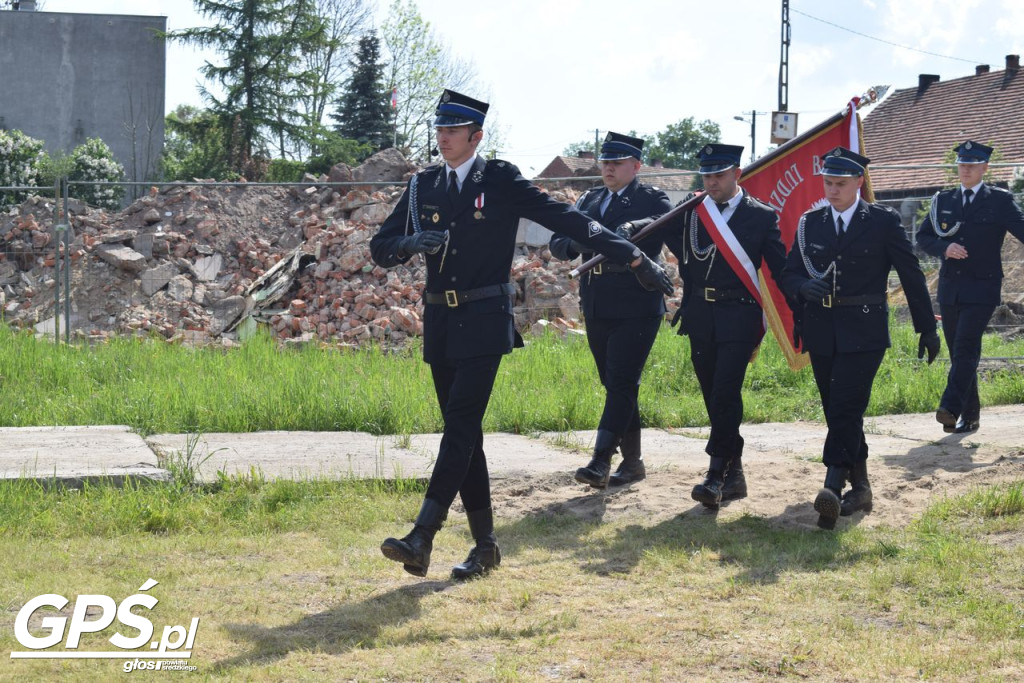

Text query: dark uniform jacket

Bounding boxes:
[917,184,1024,305]
[656,190,787,343]
[370,155,640,363]
[782,199,936,356]
[549,178,672,319]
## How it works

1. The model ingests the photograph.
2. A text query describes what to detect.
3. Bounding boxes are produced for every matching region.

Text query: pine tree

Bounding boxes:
[167,0,326,177]
[331,33,393,154]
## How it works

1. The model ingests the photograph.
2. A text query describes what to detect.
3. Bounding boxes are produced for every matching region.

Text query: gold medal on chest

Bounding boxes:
[432,213,440,223]
[474,210,483,220]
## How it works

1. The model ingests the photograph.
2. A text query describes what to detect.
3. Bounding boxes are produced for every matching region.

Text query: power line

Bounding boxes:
[791,8,985,65]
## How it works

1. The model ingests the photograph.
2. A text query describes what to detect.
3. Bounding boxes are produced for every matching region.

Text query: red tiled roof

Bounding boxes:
[863,61,1024,196]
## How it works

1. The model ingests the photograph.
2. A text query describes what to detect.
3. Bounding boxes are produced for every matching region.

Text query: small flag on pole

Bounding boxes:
[391,87,398,109]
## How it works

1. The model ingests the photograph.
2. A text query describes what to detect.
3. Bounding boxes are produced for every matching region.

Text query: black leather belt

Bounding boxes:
[423,282,515,307]
[591,262,630,275]
[703,287,756,304]
[821,294,885,308]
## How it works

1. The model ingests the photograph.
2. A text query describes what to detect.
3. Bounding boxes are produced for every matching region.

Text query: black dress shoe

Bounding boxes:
[936,407,957,432]
[954,417,979,434]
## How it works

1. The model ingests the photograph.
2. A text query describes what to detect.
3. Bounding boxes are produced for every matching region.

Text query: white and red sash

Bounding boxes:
[694,195,767,341]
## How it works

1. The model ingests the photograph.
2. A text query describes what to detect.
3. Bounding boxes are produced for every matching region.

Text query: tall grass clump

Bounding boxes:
[1,317,1022,435]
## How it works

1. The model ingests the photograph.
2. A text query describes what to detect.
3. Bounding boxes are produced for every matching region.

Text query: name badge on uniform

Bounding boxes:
[474,193,485,220]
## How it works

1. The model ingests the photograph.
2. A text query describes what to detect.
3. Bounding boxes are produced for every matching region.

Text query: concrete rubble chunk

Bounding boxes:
[166,274,194,302]
[140,262,179,297]
[209,295,248,336]
[193,254,222,281]
[95,244,148,273]
[351,148,417,185]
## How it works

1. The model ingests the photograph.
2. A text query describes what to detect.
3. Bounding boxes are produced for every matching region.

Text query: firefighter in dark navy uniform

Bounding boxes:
[917,140,1024,434]
[634,143,788,510]
[370,90,673,579]
[549,132,673,489]
[782,147,940,530]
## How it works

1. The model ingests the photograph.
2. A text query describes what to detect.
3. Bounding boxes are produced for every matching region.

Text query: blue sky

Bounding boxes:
[38,0,1024,175]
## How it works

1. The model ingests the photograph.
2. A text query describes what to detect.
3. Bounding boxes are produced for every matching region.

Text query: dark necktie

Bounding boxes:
[716,202,729,214]
[963,188,974,209]
[448,170,459,205]
[836,216,845,235]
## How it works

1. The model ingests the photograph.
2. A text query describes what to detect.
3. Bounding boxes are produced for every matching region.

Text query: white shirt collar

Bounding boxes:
[960,181,983,196]
[445,155,478,190]
[832,201,858,230]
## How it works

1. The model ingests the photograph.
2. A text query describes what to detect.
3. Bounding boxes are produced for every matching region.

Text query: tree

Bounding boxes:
[296,0,373,158]
[331,33,393,154]
[646,118,721,170]
[167,1,327,177]
[381,0,477,161]
[562,131,654,161]
[161,105,234,181]
[562,139,598,158]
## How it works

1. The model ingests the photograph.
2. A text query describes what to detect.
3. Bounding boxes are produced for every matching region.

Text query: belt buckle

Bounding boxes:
[444,290,459,307]
[822,294,833,308]
[704,287,716,302]
[593,263,603,275]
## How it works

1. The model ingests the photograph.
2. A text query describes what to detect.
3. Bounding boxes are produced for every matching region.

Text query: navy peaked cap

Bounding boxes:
[821,146,870,177]
[434,89,489,127]
[600,131,644,161]
[698,143,744,174]
[954,140,993,163]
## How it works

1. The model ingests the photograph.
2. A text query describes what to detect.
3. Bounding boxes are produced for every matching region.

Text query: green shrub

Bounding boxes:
[265,158,306,183]
[67,137,124,209]
[0,129,46,207]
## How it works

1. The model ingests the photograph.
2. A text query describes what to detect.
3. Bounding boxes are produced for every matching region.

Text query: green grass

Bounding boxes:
[1,475,1022,680]
[2,319,1023,435]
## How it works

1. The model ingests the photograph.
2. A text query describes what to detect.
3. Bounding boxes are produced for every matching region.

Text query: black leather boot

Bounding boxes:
[609,430,645,486]
[691,456,729,509]
[840,460,872,517]
[451,507,501,581]
[814,466,848,530]
[380,498,447,577]
[720,436,747,502]
[575,429,619,489]
[720,458,747,502]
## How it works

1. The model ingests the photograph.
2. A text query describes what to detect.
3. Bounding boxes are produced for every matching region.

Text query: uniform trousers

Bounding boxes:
[425,354,502,513]
[689,335,759,457]
[809,349,885,468]
[939,302,996,420]
[586,315,662,435]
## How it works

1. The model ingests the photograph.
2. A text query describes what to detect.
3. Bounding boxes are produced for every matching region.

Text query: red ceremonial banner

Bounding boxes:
[738,98,873,370]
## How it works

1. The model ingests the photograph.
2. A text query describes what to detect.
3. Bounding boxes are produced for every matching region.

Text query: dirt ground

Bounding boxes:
[484,408,1024,532]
